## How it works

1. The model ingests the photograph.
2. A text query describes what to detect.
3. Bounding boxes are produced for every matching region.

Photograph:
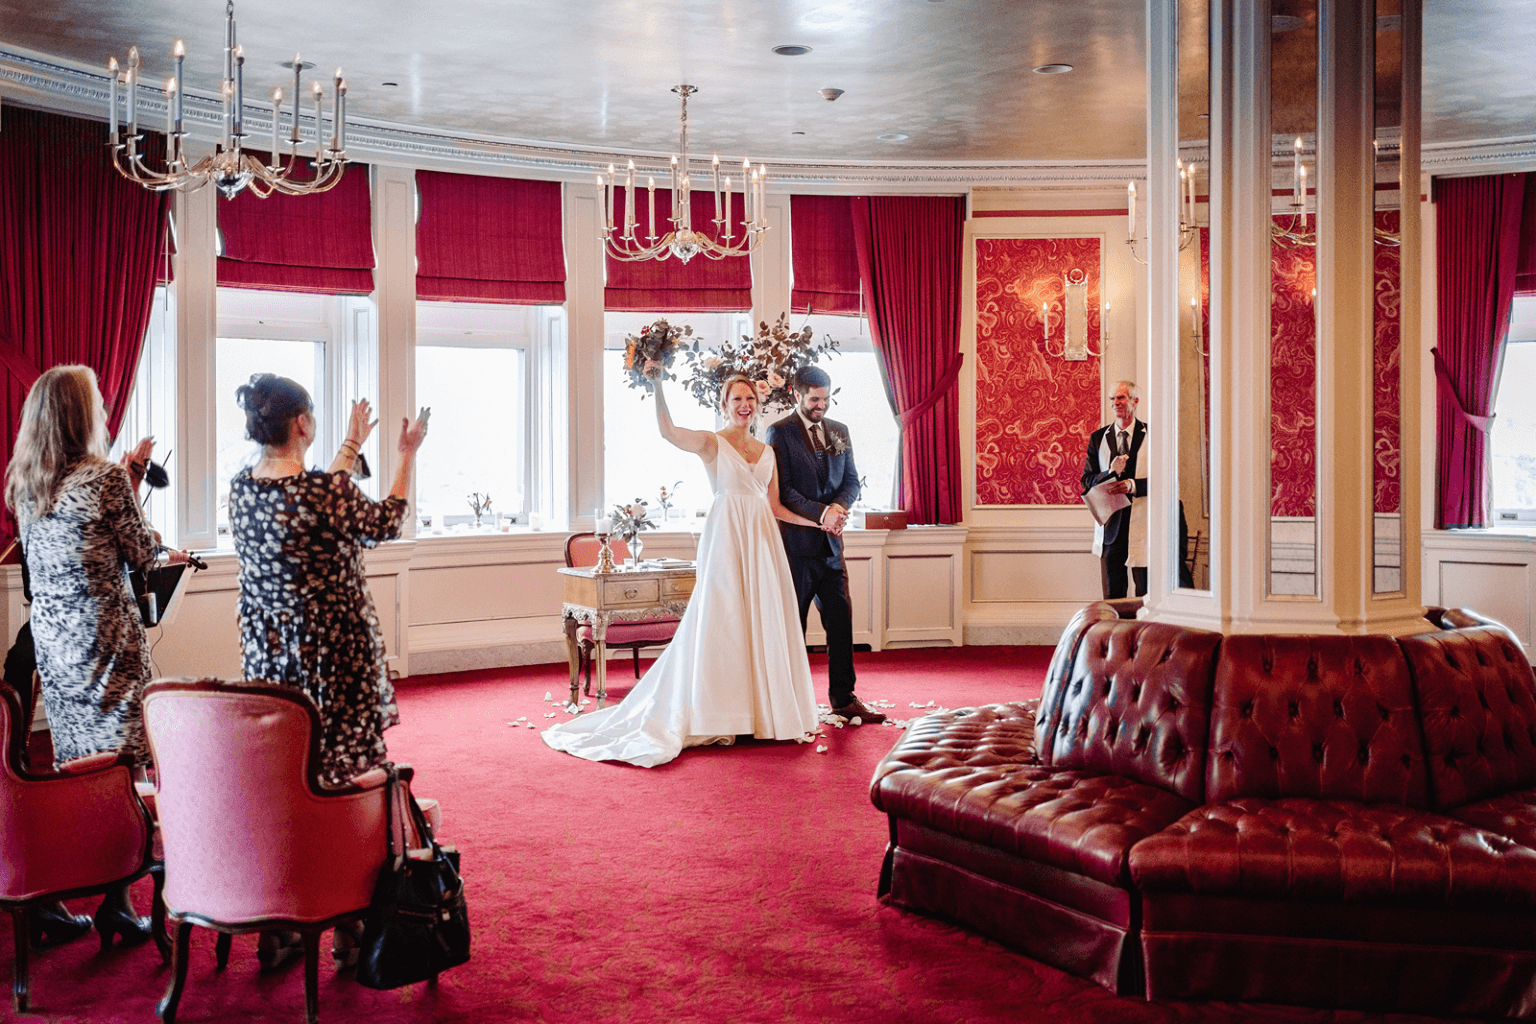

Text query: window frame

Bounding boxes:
[1491,294,1536,523]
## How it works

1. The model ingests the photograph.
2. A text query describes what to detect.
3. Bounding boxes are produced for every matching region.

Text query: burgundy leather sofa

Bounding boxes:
[870,604,1536,1018]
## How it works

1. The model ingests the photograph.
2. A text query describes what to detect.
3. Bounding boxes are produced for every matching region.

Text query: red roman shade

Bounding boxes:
[1517,173,1536,297]
[416,171,566,304]
[791,194,861,316]
[604,186,751,312]
[217,158,374,294]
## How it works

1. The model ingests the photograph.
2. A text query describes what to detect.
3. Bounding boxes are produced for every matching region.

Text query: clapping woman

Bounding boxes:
[4,365,189,947]
[226,374,427,966]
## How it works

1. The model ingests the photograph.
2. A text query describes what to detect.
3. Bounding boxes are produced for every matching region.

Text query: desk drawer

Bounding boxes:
[603,578,661,607]
[662,576,695,599]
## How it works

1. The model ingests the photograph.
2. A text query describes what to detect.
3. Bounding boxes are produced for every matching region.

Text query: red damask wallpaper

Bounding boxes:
[1270,227,1318,518]
[1373,210,1402,515]
[974,237,1102,505]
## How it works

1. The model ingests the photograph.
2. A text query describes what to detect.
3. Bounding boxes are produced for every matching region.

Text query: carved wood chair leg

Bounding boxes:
[583,644,593,696]
[11,909,29,1013]
[302,930,321,1024]
[156,920,194,1023]
[150,862,171,963]
[633,647,641,678]
[214,932,232,969]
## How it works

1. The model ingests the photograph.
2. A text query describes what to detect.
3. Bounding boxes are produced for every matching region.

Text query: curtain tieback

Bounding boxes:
[897,353,964,428]
[1431,346,1494,433]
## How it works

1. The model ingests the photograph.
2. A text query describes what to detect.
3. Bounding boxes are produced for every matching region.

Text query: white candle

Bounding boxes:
[270,87,283,165]
[233,45,244,139]
[723,177,732,240]
[625,160,636,237]
[311,81,323,161]
[1191,295,1200,343]
[1127,181,1136,238]
[1178,166,1187,227]
[1293,137,1303,206]
[1103,301,1111,344]
[681,173,690,231]
[165,78,176,141]
[647,176,656,241]
[290,55,302,147]
[596,175,606,235]
[757,165,767,228]
[670,155,679,219]
[127,55,138,140]
[1042,302,1049,342]
[172,39,185,139]
[1298,164,1308,230]
[108,57,119,143]
[607,164,616,231]
[330,68,343,152]
[337,81,347,152]
[712,155,721,224]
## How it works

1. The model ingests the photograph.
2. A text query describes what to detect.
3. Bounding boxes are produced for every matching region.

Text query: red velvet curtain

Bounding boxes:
[417,171,566,303]
[1517,174,1536,297]
[217,157,374,294]
[850,195,965,524]
[0,106,170,542]
[605,187,751,312]
[1432,173,1527,529]
[791,195,861,315]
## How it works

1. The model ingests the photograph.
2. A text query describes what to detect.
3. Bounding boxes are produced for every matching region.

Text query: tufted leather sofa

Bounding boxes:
[870,604,1536,1018]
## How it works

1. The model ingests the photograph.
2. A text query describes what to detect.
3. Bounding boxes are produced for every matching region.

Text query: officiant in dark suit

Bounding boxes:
[765,366,885,725]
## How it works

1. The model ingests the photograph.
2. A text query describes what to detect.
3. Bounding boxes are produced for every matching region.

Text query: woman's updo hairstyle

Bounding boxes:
[235,373,312,446]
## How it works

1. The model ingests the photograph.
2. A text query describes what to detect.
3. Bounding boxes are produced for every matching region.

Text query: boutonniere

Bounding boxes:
[825,429,850,456]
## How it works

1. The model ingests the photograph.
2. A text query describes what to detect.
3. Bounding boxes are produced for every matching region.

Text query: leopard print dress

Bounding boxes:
[18,459,159,766]
[228,468,407,786]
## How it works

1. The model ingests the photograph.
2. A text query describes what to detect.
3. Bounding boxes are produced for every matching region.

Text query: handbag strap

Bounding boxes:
[382,763,407,869]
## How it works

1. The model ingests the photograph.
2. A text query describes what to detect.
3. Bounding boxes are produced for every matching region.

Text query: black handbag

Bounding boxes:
[356,765,470,989]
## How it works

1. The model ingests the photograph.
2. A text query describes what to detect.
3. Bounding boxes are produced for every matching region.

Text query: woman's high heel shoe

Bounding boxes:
[93,903,154,951]
[29,904,94,949]
[331,919,365,970]
[256,930,304,971]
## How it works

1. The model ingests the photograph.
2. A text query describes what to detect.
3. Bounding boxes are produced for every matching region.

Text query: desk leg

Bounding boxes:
[594,615,609,709]
[562,614,581,708]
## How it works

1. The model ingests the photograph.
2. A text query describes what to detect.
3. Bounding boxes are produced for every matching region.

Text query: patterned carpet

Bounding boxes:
[8,645,1476,1023]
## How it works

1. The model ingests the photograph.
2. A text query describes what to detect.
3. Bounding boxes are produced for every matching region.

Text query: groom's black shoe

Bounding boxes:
[831,697,887,725]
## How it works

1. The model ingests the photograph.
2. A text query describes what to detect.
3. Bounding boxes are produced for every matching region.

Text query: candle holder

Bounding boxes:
[594,531,617,574]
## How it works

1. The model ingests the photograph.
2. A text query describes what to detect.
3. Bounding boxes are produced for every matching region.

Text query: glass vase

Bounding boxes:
[628,533,644,569]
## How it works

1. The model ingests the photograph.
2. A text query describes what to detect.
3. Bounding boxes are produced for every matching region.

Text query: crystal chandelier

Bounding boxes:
[599,85,768,264]
[106,0,350,199]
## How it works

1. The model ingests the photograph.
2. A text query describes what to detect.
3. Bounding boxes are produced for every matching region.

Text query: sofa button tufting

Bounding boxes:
[1312,743,1324,763]
[1289,701,1299,718]
[1269,746,1280,760]
[1334,699,1345,719]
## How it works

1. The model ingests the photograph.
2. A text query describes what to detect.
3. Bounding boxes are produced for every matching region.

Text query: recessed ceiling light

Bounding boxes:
[381,81,399,88]
[877,132,909,143]
[791,130,806,136]
[1032,63,1073,75]
[773,44,812,56]
[279,59,316,71]
[1272,14,1304,32]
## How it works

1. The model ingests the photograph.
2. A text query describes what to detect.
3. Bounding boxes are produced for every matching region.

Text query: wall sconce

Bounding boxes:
[1191,295,1208,356]
[1045,268,1102,362]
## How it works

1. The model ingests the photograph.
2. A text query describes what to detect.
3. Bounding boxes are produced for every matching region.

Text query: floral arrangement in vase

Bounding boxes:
[610,498,659,566]
[657,480,683,520]
[680,312,839,415]
[467,491,493,528]
[622,319,697,395]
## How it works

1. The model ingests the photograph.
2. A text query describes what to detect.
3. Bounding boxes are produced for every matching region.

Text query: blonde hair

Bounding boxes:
[718,374,759,412]
[5,365,108,518]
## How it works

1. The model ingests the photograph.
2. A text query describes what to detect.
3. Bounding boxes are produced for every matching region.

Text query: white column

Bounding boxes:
[750,191,791,326]
[565,181,606,523]
[173,183,218,551]
[371,164,416,529]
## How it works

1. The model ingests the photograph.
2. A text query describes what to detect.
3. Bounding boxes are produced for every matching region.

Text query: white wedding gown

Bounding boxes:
[543,439,820,767]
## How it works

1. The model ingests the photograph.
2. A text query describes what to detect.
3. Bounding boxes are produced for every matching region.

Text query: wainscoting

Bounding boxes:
[1422,529,1536,660]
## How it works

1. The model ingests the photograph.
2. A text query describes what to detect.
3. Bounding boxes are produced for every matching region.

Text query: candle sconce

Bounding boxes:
[1043,269,1103,362]
[1126,162,1200,265]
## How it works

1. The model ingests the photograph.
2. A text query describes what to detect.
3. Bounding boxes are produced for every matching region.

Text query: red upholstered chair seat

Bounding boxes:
[1131,796,1536,907]
[575,618,680,646]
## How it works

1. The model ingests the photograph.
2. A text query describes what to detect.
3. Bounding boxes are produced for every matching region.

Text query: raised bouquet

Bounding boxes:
[622,319,696,396]
[680,312,838,415]
[610,498,659,539]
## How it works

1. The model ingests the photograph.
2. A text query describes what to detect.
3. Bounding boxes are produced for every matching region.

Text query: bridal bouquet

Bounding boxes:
[622,319,697,395]
[680,312,838,415]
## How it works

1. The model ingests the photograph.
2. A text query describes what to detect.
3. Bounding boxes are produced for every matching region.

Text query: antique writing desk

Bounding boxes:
[558,562,695,707]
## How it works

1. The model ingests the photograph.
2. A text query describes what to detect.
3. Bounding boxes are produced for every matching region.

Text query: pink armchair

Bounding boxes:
[565,533,680,692]
[0,681,160,1012]
[142,679,403,1024]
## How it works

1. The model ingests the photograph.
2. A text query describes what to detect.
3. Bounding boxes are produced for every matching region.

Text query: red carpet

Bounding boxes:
[9,646,1472,1023]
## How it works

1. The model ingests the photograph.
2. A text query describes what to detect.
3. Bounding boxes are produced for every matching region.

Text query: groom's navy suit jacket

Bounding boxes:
[764,412,861,562]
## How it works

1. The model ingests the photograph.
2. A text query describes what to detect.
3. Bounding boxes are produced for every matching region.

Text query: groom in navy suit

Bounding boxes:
[765,366,886,725]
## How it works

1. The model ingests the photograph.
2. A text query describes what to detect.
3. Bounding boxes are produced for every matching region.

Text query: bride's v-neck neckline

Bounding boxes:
[717,434,767,467]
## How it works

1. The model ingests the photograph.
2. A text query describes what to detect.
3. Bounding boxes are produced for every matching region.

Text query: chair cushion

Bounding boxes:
[1449,786,1536,850]
[1399,626,1536,811]
[870,702,1039,802]
[1130,797,1536,908]
[1045,620,1221,804]
[1206,633,1428,807]
[576,618,679,646]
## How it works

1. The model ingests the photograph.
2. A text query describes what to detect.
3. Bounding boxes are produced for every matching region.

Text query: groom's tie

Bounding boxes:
[811,424,829,486]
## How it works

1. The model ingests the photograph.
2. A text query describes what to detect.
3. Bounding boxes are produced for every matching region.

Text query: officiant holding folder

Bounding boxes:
[1080,380,1191,598]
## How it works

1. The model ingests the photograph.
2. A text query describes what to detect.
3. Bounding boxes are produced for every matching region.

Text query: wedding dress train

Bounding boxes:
[543,440,820,767]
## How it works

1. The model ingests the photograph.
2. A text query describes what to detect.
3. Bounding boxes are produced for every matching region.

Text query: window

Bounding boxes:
[110,286,178,545]
[416,301,563,532]
[796,313,901,510]
[603,311,740,519]
[1491,295,1536,521]
[212,288,376,543]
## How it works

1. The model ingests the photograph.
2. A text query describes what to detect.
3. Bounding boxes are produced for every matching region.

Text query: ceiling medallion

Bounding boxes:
[598,85,767,264]
[106,0,350,199]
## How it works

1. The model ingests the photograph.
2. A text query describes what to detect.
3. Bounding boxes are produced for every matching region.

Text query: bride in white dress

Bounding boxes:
[543,369,826,767]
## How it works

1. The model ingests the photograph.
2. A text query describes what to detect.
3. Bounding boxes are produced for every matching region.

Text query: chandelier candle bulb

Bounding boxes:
[233,45,244,138]
[107,58,119,143]
[670,154,679,209]
[647,177,656,242]
[1298,164,1308,231]
[270,87,283,163]
[712,155,721,223]
[608,164,617,231]
[757,165,767,228]
[336,80,347,152]
[625,160,635,237]
[1127,181,1136,238]
[1042,302,1049,343]
[127,53,138,141]
[723,178,731,241]
[310,80,323,161]
[1293,136,1303,206]
[1191,295,1201,344]
[172,39,185,137]
[290,56,302,145]
[1104,301,1112,344]
[165,78,176,140]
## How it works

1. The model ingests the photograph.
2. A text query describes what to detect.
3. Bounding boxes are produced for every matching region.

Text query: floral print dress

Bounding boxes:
[18,460,159,766]
[228,468,407,786]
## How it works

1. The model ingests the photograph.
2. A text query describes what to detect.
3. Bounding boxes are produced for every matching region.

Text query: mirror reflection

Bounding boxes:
[1373,0,1405,594]
[1176,0,1210,591]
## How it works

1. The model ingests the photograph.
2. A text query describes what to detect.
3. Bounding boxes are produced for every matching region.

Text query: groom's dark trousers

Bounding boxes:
[764,412,861,709]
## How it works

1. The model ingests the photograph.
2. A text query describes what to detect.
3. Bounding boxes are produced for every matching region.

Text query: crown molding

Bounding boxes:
[6,42,1533,187]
